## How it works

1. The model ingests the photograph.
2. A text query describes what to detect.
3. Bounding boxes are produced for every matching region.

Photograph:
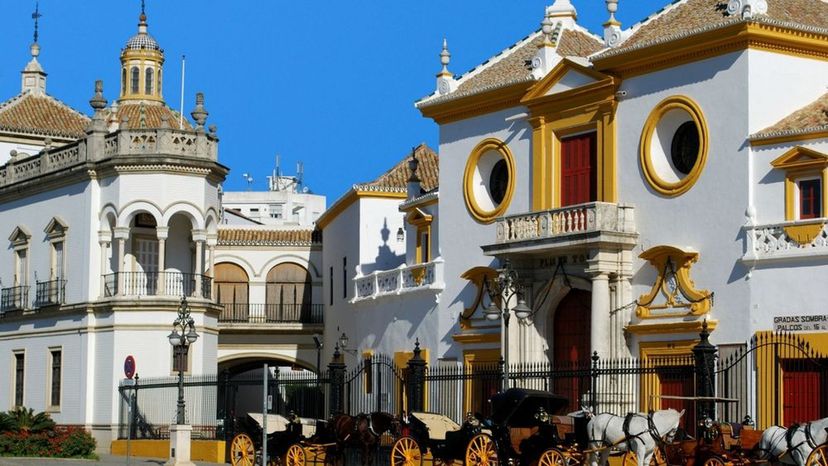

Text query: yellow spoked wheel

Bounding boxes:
[466,433,498,466]
[285,443,306,466]
[702,456,726,466]
[807,446,828,466]
[391,436,423,466]
[230,433,256,466]
[651,447,667,466]
[538,448,569,466]
[623,451,639,466]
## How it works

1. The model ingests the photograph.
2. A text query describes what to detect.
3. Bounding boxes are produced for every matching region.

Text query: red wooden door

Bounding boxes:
[553,290,591,408]
[561,133,597,206]
[660,369,695,430]
[782,362,825,424]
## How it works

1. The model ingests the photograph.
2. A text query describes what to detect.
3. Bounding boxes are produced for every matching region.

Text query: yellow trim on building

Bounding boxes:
[463,139,516,224]
[316,190,407,230]
[636,245,712,318]
[626,319,718,335]
[463,348,501,414]
[520,60,618,210]
[770,146,828,222]
[111,439,225,463]
[406,209,434,264]
[452,332,500,344]
[418,82,533,125]
[639,340,697,412]
[640,95,709,197]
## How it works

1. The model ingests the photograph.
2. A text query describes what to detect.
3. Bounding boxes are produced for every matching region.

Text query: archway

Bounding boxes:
[265,263,312,322]
[215,262,249,322]
[551,289,591,407]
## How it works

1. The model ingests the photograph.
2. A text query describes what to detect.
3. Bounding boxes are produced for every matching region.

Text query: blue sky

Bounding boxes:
[0,1,669,201]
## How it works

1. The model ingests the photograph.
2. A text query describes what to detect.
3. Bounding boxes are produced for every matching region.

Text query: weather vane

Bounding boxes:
[141,0,146,15]
[32,2,42,44]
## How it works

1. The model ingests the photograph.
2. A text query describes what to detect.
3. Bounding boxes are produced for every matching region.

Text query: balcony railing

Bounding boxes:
[103,272,212,299]
[494,202,636,244]
[743,218,828,263]
[1,286,29,312]
[218,303,323,324]
[353,259,444,301]
[35,279,66,307]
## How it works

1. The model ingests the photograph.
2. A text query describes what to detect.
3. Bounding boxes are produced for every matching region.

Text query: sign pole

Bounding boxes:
[126,390,132,466]
[262,363,268,466]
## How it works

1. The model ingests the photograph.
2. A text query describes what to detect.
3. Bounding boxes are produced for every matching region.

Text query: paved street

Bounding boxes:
[0,456,226,466]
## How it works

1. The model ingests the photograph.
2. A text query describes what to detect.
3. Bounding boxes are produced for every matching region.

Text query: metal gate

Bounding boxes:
[344,354,405,415]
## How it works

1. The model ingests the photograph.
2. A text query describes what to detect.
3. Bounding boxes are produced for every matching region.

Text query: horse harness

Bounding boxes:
[786,422,821,451]
[623,412,672,447]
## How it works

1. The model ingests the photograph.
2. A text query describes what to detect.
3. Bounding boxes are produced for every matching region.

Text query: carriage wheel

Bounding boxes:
[466,433,498,466]
[230,433,256,466]
[651,448,668,466]
[538,448,568,466]
[285,443,306,466]
[702,456,726,466]
[391,436,423,466]
[807,445,828,466]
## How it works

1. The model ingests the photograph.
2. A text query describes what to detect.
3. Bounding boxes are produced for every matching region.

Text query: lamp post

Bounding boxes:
[312,334,323,428]
[168,297,199,425]
[337,332,357,356]
[483,259,532,390]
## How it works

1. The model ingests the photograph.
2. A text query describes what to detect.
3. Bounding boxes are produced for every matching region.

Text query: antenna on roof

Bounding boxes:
[31,2,43,44]
[297,161,304,189]
[179,55,186,128]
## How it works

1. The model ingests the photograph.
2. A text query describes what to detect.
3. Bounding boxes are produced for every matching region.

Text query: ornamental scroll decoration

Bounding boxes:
[636,245,712,318]
[459,266,500,329]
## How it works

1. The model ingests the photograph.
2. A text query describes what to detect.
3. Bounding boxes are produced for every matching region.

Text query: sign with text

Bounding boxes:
[773,315,828,332]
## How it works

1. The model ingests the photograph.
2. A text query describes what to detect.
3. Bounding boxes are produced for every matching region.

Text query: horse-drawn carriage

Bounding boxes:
[230,412,318,466]
[390,388,577,466]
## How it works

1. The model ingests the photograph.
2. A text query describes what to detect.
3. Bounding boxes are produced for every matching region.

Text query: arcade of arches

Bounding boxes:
[214,262,313,323]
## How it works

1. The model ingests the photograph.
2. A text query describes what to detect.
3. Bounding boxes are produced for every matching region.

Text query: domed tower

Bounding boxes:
[119,2,164,103]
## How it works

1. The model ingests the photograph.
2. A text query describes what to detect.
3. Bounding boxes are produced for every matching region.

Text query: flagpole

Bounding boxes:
[179,55,186,128]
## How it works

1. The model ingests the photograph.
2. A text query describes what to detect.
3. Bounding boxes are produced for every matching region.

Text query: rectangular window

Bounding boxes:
[13,352,24,407]
[560,132,597,207]
[269,204,283,219]
[798,178,822,220]
[15,249,28,286]
[342,257,347,299]
[418,230,430,263]
[49,349,61,408]
[329,266,334,305]
[53,241,65,280]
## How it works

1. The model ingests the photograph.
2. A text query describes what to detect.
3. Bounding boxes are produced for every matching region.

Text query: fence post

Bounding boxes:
[693,320,717,428]
[406,339,427,413]
[217,370,230,441]
[328,345,346,414]
[590,351,599,412]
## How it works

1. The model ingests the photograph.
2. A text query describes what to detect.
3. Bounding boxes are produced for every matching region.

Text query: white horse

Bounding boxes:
[586,409,684,466]
[757,418,828,466]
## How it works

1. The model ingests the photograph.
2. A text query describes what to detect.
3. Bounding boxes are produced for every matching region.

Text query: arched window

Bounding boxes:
[266,263,312,322]
[215,263,249,322]
[130,67,139,94]
[121,69,126,96]
[157,70,162,96]
[145,68,154,95]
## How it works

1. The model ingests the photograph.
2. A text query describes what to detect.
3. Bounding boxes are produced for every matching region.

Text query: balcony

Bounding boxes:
[103,272,212,299]
[483,202,637,256]
[353,259,445,301]
[217,303,323,325]
[34,279,66,307]
[1,286,29,313]
[743,218,828,264]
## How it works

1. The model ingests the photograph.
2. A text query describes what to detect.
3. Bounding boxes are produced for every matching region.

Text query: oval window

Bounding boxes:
[670,121,700,175]
[463,139,515,223]
[489,159,509,205]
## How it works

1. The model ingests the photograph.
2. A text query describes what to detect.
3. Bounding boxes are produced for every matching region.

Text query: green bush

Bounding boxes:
[58,429,97,458]
[0,407,96,459]
[3,407,55,433]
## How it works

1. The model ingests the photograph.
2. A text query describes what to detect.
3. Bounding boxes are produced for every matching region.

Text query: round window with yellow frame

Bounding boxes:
[640,96,709,197]
[463,139,516,223]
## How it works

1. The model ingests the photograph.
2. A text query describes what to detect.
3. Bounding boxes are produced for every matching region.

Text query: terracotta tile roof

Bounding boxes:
[614,0,828,52]
[557,29,606,58]
[358,144,438,192]
[217,228,322,246]
[104,102,192,130]
[752,93,828,140]
[0,93,89,139]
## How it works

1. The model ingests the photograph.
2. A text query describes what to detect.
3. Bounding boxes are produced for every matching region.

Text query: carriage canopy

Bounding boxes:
[489,388,569,426]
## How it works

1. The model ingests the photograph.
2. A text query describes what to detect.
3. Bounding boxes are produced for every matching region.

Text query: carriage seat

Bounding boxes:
[411,412,461,441]
[721,422,743,438]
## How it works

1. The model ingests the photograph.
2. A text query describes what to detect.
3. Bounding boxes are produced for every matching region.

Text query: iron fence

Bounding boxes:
[35,279,66,307]
[0,285,28,312]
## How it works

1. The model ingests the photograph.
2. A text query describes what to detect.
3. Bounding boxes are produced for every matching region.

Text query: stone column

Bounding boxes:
[206,234,217,301]
[156,227,168,296]
[589,272,610,358]
[114,227,130,296]
[98,230,112,297]
[192,230,207,298]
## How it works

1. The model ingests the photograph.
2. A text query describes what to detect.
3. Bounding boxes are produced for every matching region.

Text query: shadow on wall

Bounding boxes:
[361,218,404,275]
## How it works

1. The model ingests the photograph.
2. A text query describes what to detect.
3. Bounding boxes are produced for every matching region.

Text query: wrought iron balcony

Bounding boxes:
[353,259,444,301]
[483,202,637,255]
[217,303,323,325]
[1,285,29,313]
[103,272,212,300]
[35,279,66,307]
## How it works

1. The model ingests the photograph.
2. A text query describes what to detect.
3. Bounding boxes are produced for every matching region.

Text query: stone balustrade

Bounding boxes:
[0,127,217,188]
[495,202,636,244]
[743,218,828,263]
[353,259,444,301]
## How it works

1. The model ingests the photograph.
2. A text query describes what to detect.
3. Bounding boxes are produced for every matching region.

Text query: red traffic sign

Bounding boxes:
[124,355,136,379]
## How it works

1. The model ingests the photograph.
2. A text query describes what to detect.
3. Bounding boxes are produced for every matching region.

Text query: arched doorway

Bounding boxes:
[552,289,591,407]
[266,263,312,322]
[215,263,249,322]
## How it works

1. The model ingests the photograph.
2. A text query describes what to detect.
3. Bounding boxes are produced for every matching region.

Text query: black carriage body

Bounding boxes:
[404,412,483,461]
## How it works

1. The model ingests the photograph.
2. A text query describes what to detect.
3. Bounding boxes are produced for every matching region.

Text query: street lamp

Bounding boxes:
[168,296,199,425]
[484,259,532,390]
[337,331,357,356]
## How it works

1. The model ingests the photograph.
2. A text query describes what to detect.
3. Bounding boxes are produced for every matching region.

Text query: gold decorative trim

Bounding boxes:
[636,245,712,319]
[640,95,709,197]
[463,139,516,224]
[459,266,499,325]
[626,319,718,335]
[418,82,532,124]
[784,223,825,245]
[452,333,500,344]
[316,190,407,229]
[771,146,828,221]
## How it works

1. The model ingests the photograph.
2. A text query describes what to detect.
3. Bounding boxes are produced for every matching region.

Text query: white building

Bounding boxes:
[324,0,828,427]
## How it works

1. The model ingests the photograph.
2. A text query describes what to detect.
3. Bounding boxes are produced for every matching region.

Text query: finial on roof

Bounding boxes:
[191,92,209,130]
[435,39,457,95]
[603,0,629,47]
[21,4,47,96]
[541,13,555,47]
[408,147,421,184]
[89,80,107,112]
[531,7,560,79]
[727,0,768,19]
[605,0,621,26]
[138,0,148,33]
[32,2,42,44]
[546,0,577,25]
